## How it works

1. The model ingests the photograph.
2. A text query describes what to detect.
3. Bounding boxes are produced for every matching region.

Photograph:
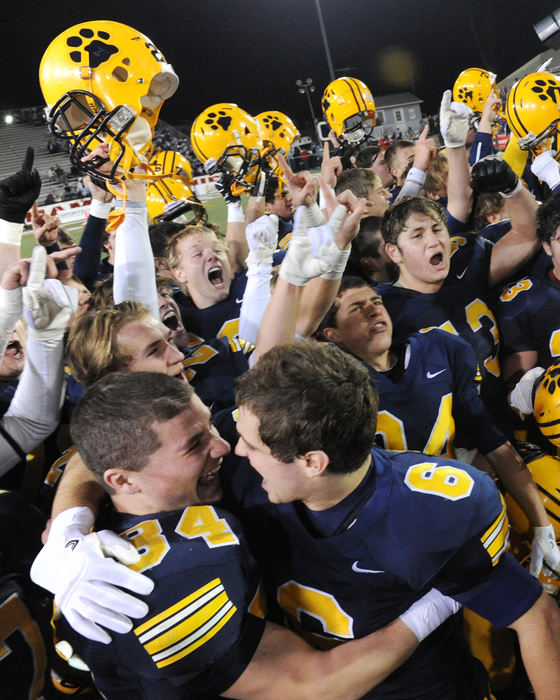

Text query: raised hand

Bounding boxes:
[0,147,41,223]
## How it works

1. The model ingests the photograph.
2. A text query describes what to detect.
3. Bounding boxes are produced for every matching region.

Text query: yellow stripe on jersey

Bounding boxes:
[134,578,237,669]
[278,233,292,250]
[480,494,509,566]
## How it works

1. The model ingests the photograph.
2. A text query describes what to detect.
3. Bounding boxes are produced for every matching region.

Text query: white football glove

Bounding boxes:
[439,90,471,149]
[30,507,154,644]
[22,246,78,340]
[530,524,560,594]
[399,588,461,641]
[245,214,279,265]
[531,150,560,190]
[279,204,347,286]
[509,367,545,416]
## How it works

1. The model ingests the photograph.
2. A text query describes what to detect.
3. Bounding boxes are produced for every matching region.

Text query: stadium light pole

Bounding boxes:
[314,0,336,82]
[296,78,318,126]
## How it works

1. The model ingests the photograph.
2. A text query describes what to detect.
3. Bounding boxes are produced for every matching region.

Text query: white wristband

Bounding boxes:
[321,246,351,280]
[307,202,325,227]
[399,589,461,641]
[319,184,335,212]
[406,167,427,186]
[0,219,24,246]
[227,201,244,223]
[89,199,113,219]
[0,286,23,316]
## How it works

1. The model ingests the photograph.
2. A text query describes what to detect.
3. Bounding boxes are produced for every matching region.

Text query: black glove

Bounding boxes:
[0,147,41,223]
[215,171,241,205]
[470,155,519,196]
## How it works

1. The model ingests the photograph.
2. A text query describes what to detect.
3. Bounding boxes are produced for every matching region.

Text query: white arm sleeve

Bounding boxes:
[0,286,22,361]
[113,201,159,318]
[395,167,427,203]
[239,265,272,346]
[0,332,65,476]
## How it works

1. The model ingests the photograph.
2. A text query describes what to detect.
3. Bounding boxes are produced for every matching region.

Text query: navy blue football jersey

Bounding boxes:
[376,233,503,408]
[181,332,251,413]
[497,273,560,369]
[368,330,505,456]
[222,449,540,699]
[59,504,266,699]
[175,272,248,345]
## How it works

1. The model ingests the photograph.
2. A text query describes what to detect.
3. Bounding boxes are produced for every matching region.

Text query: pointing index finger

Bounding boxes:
[22,147,34,173]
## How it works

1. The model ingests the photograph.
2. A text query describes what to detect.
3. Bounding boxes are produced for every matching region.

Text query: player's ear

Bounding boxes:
[385,241,402,265]
[321,326,340,344]
[302,450,330,477]
[543,241,552,258]
[104,468,139,494]
[172,265,188,285]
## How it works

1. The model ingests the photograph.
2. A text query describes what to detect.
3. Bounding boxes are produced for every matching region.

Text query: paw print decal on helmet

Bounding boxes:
[203,110,233,132]
[531,79,560,103]
[66,28,118,68]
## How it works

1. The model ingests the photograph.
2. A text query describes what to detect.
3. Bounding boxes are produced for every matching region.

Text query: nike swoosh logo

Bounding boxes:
[236,297,244,304]
[352,561,384,574]
[427,369,446,379]
[456,267,469,280]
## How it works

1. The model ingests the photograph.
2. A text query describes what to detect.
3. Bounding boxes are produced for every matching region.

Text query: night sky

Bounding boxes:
[2,0,560,133]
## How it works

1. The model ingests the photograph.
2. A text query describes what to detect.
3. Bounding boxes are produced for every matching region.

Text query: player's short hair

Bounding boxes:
[149,221,184,258]
[473,192,503,232]
[57,228,74,248]
[334,168,379,199]
[383,140,414,173]
[71,371,194,489]
[264,176,281,204]
[66,301,149,387]
[381,196,447,246]
[423,152,448,198]
[235,341,378,474]
[315,276,373,338]
[167,225,227,272]
[537,191,560,245]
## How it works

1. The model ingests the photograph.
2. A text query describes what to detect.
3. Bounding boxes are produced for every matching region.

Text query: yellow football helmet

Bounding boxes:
[147,151,206,224]
[453,68,500,115]
[39,21,178,182]
[534,363,560,446]
[255,111,300,156]
[506,442,560,590]
[190,103,263,191]
[322,77,375,144]
[150,150,193,185]
[505,72,560,155]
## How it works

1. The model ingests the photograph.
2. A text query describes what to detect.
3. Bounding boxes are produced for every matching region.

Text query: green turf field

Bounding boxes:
[20,193,230,258]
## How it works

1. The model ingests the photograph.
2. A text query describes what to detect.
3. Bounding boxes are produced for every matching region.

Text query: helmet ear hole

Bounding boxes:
[112,66,128,82]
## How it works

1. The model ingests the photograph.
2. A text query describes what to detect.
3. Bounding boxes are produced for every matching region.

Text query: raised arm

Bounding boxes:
[470,155,540,287]
[439,90,473,223]
[1,247,78,475]
[0,147,41,281]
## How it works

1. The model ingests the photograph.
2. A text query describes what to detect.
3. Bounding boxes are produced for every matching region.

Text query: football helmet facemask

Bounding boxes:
[39,21,179,182]
[505,72,560,155]
[322,77,375,144]
[190,103,264,193]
